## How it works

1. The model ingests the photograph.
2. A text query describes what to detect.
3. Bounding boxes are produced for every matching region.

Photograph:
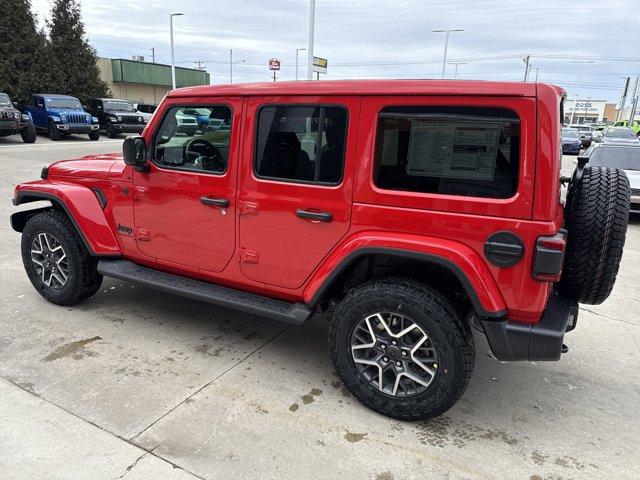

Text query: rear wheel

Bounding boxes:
[20,123,36,143]
[21,211,102,305]
[329,277,474,420]
[560,166,630,304]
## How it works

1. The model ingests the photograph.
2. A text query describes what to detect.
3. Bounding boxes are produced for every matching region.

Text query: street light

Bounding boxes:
[229,49,245,84]
[307,0,315,80]
[433,28,463,79]
[296,48,307,81]
[569,60,595,124]
[170,12,184,90]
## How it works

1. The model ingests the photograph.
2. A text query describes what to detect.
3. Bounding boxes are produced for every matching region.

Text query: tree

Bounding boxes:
[47,0,110,103]
[0,0,52,105]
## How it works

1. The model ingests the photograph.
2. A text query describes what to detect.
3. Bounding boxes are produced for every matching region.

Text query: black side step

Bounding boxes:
[97,259,313,325]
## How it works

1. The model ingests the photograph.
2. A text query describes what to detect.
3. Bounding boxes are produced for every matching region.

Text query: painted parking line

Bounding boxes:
[0,140,122,149]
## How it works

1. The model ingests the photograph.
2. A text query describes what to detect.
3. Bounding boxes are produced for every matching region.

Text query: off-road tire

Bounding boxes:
[560,166,630,304]
[48,121,61,141]
[89,129,100,141]
[329,277,474,421]
[106,122,117,138]
[21,123,36,143]
[21,210,103,305]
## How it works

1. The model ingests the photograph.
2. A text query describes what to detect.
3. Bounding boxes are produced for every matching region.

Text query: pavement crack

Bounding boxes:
[581,307,639,326]
[1,376,205,480]
[129,324,292,442]
[114,450,147,479]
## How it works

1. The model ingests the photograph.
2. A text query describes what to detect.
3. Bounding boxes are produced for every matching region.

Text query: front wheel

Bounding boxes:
[328,277,474,421]
[48,121,61,141]
[21,123,36,143]
[89,129,100,141]
[106,122,117,138]
[21,210,103,305]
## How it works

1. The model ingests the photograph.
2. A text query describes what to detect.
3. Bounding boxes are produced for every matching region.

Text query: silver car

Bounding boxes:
[584,143,640,213]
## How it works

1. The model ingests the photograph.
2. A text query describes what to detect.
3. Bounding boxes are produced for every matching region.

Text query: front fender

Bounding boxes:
[303,232,507,318]
[12,181,121,256]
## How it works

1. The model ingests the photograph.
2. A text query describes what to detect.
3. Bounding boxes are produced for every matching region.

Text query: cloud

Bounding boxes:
[29,0,640,98]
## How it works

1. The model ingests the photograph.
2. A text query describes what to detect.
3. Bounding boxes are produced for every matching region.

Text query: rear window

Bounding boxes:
[373,106,520,199]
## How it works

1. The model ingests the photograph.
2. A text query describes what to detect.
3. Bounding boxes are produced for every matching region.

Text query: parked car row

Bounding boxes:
[0,93,161,143]
[561,121,640,154]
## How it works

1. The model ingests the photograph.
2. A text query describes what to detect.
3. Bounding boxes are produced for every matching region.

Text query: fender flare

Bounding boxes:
[304,235,508,318]
[12,183,121,257]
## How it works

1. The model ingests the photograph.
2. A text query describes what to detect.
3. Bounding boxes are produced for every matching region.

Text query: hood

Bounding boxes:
[105,109,138,115]
[625,170,640,190]
[562,137,581,144]
[47,153,123,179]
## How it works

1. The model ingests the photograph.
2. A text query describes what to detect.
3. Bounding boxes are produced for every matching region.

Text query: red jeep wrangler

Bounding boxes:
[11,81,630,420]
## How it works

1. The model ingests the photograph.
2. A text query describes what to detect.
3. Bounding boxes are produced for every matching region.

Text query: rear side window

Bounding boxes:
[255,105,347,184]
[373,106,520,199]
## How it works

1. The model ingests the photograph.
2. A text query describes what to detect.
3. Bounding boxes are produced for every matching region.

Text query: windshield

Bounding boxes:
[0,93,11,107]
[605,128,636,139]
[589,146,640,170]
[103,100,135,111]
[45,97,82,109]
[562,128,579,138]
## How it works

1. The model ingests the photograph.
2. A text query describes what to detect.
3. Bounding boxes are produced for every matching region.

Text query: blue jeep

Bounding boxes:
[23,94,100,141]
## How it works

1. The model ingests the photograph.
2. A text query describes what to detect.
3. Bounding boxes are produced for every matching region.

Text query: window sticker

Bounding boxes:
[406,121,500,180]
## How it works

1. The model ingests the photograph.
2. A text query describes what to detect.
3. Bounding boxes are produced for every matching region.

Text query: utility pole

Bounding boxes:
[448,62,466,79]
[194,60,205,71]
[627,75,639,123]
[569,60,595,124]
[522,54,531,81]
[150,47,155,63]
[296,48,307,81]
[433,28,464,79]
[615,77,630,122]
[307,0,315,80]
[169,12,184,90]
[534,67,539,82]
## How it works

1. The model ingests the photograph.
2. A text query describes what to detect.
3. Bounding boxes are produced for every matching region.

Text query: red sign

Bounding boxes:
[268,58,281,71]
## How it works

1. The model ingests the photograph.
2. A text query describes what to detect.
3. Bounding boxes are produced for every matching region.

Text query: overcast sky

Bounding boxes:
[30,0,640,102]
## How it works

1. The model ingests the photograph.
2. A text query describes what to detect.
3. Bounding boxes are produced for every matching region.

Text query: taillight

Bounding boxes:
[532,229,567,282]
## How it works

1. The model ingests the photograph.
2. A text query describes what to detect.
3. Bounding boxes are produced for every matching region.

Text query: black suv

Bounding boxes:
[88,98,147,138]
[0,93,36,143]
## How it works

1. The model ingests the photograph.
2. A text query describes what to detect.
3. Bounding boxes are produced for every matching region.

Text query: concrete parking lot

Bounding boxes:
[1,134,639,479]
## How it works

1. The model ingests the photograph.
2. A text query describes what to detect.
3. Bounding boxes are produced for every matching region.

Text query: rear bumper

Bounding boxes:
[630,194,640,213]
[481,294,578,361]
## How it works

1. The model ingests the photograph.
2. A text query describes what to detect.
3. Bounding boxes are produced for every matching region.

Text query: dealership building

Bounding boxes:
[98,57,210,104]
[563,99,618,124]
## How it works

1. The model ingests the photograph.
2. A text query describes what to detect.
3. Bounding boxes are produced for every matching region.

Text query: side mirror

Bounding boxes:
[123,136,148,172]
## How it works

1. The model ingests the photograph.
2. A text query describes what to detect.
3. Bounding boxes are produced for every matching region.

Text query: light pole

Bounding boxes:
[569,60,595,124]
[170,12,184,90]
[433,28,463,79]
[307,0,315,80]
[448,62,466,79]
[296,48,307,80]
[229,49,245,84]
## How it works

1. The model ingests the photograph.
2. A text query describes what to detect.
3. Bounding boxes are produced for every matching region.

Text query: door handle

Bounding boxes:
[200,196,229,208]
[296,209,333,222]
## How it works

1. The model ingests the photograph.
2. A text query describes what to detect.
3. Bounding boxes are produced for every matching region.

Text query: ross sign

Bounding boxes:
[313,56,328,74]
[268,58,281,71]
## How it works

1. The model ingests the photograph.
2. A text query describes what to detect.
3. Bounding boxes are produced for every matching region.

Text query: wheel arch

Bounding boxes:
[12,185,121,257]
[305,241,507,319]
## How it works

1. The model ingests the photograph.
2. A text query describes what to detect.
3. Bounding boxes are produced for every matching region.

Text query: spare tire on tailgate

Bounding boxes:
[560,166,630,305]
